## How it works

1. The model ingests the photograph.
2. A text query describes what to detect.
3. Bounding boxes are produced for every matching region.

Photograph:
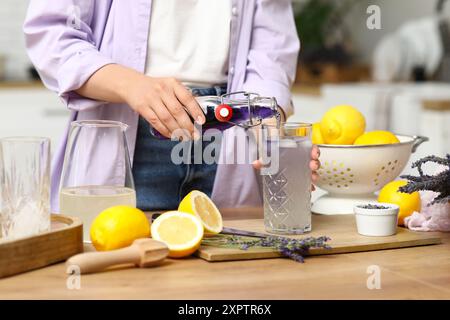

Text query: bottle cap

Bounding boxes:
[215,104,233,122]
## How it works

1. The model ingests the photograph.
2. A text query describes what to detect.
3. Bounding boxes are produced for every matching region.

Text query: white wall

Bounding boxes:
[1,0,450,80]
[0,0,30,80]
[345,0,450,62]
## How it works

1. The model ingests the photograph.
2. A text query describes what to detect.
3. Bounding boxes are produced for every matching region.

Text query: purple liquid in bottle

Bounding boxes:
[150,95,279,139]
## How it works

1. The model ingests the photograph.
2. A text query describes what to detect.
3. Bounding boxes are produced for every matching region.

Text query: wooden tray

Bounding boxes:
[197,214,442,261]
[0,214,83,278]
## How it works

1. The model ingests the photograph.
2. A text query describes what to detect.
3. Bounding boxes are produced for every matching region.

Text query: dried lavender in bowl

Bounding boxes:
[202,235,331,263]
[357,204,391,210]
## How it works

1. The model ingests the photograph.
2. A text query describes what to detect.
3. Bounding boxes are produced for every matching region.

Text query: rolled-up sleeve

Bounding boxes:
[243,0,300,117]
[23,0,114,111]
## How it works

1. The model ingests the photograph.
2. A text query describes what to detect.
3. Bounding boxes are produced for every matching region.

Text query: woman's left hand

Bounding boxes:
[252,145,321,191]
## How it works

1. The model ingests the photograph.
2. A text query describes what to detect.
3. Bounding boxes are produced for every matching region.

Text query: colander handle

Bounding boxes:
[411,135,429,153]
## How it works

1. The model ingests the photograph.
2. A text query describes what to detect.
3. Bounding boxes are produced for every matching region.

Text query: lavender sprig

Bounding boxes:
[400,154,450,205]
[202,235,331,263]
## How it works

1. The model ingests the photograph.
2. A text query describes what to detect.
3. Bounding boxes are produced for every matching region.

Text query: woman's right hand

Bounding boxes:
[75,64,206,139]
[124,75,206,139]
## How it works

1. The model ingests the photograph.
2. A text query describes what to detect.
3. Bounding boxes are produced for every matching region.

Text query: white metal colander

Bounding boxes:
[312,135,428,214]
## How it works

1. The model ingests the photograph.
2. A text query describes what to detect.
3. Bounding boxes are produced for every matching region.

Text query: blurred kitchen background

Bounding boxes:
[0,0,448,177]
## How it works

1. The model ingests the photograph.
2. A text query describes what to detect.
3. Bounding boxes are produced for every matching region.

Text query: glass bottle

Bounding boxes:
[151,92,280,138]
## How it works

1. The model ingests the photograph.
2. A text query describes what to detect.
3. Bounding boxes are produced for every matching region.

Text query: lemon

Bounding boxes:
[378,180,421,226]
[151,211,204,258]
[90,206,150,251]
[320,105,366,145]
[178,190,223,234]
[312,122,324,144]
[354,131,400,145]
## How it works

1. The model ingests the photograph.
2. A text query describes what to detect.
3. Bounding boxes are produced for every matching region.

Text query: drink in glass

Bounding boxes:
[261,123,312,234]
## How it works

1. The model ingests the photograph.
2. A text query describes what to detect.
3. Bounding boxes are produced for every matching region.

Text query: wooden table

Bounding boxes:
[0,208,449,300]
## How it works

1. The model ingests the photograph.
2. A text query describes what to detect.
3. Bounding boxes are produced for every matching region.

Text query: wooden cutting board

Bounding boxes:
[0,214,83,278]
[197,214,442,262]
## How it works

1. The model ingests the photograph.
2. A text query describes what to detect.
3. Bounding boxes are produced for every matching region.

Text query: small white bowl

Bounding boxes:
[354,203,399,237]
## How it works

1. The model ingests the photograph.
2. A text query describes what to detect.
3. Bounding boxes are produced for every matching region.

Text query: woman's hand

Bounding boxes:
[124,76,205,139]
[75,64,206,139]
[253,145,321,191]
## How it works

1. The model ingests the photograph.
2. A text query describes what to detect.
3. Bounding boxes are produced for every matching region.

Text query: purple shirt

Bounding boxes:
[23,0,299,211]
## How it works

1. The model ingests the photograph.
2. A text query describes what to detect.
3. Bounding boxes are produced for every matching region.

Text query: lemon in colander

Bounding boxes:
[354,131,400,145]
[312,122,325,144]
[320,105,366,145]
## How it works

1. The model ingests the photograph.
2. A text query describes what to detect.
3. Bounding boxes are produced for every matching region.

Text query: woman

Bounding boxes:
[24,0,320,211]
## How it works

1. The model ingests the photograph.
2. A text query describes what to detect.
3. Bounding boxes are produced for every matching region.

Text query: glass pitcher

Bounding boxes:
[59,120,136,242]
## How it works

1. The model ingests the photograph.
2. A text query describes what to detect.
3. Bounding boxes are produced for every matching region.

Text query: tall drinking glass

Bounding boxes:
[59,120,136,242]
[0,137,51,240]
[260,123,312,234]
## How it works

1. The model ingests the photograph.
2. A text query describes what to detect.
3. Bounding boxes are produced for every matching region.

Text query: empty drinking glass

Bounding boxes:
[59,120,136,242]
[0,137,51,240]
[260,123,312,234]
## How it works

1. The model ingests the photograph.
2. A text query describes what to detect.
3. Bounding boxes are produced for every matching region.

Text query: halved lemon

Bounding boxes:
[151,211,204,258]
[178,190,223,234]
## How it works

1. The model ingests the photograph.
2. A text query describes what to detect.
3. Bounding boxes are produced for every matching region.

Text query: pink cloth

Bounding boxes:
[404,191,450,232]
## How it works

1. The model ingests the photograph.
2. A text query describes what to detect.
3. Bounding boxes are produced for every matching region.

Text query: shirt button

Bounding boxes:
[232,6,238,16]
[229,67,235,75]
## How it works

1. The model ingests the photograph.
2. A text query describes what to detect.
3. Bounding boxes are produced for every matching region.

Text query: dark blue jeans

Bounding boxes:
[132,85,226,211]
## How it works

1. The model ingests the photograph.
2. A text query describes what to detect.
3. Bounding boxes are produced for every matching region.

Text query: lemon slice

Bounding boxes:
[178,190,223,234]
[151,211,204,258]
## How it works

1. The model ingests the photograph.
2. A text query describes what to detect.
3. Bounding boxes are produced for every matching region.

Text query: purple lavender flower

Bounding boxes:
[240,244,250,250]
[202,233,332,263]
[280,248,305,263]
